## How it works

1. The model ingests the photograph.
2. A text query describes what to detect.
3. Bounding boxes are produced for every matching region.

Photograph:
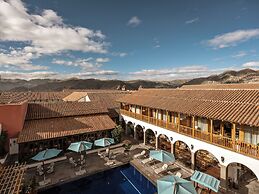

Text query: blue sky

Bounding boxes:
[0,0,259,80]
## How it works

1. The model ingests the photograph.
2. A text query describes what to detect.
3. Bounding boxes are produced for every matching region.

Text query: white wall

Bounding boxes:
[122,114,259,180]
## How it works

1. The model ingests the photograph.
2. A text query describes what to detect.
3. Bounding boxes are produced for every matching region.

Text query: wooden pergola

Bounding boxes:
[0,163,26,194]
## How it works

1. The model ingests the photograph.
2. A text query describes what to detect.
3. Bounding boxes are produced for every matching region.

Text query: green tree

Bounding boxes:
[111,125,123,143]
[0,131,7,156]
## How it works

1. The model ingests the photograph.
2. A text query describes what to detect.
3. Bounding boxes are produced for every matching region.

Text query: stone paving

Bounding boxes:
[24,142,259,194]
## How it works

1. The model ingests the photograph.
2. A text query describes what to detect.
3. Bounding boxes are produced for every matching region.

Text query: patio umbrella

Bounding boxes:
[150,150,175,163]
[94,138,115,158]
[32,148,62,181]
[68,141,92,171]
[68,141,93,153]
[157,175,197,194]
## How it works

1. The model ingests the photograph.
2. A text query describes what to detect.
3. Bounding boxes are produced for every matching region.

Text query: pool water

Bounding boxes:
[39,164,157,194]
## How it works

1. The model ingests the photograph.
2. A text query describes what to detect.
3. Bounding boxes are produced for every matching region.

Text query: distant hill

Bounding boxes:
[183,69,259,85]
[0,68,258,91]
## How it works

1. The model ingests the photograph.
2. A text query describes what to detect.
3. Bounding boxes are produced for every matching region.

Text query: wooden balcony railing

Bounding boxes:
[120,109,259,159]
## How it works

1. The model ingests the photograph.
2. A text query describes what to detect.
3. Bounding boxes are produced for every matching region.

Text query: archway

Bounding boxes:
[174,141,191,168]
[135,125,144,142]
[227,162,257,190]
[145,129,156,148]
[158,134,171,152]
[126,121,134,137]
[195,150,220,179]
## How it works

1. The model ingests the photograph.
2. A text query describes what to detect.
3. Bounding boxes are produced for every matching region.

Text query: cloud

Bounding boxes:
[129,65,238,80]
[111,52,127,57]
[153,38,160,48]
[206,29,259,49]
[127,16,141,27]
[231,51,247,58]
[242,61,259,68]
[0,70,119,80]
[0,0,108,71]
[52,58,102,71]
[185,17,199,24]
[96,57,110,63]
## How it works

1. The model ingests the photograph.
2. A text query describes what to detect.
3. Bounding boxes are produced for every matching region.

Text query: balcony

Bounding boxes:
[120,109,259,160]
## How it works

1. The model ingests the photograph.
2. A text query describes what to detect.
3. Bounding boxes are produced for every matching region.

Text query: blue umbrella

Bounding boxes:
[150,150,175,163]
[68,141,93,153]
[32,148,62,182]
[32,148,62,161]
[94,138,115,147]
[157,175,197,194]
[94,138,114,158]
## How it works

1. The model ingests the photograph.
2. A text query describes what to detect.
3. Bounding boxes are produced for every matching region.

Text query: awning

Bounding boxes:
[190,170,220,193]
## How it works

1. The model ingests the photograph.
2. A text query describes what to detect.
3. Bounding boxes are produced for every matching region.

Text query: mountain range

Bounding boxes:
[0,69,258,91]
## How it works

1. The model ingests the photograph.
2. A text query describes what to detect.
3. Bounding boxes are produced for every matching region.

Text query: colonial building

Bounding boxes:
[0,90,129,160]
[118,84,259,189]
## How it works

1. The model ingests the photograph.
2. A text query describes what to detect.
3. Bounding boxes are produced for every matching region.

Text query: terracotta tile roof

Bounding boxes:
[180,83,259,90]
[18,114,116,143]
[63,92,88,101]
[0,91,71,104]
[118,86,259,126]
[25,101,109,120]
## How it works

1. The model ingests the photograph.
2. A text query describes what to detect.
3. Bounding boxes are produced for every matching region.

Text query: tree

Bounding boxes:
[111,125,123,143]
[0,131,7,156]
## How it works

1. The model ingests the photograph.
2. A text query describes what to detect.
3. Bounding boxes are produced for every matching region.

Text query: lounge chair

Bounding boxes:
[151,162,163,169]
[109,152,116,159]
[175,172,182,178]
[69,157,77,167]
[133,150,146,159]
[37,168,44,176]
[154,164,168,174]
[47,165,54,174]
[47,162,54,169]
[141,157,154,164]
[105,160,116,166]
[98,151,106,158]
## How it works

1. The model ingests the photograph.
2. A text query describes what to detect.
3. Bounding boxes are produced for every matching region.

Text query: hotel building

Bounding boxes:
[118,84,259,188]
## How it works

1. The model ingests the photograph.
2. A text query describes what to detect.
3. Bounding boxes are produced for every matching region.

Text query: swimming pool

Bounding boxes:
[39,164,157,194]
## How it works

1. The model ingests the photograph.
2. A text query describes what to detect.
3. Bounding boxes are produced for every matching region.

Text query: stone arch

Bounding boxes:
[126,121,134,137]
[145,128,156,147]
[174,140,192,168]
[227,162,259,184]
[157,134,171,152]
[135,124,144,141]
[194,149,220,179]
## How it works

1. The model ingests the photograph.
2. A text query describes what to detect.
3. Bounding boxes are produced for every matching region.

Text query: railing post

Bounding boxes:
[210,119,213,142]
[156,109,158,126]
[166,110,168,128]
[192,116,195,137]
[148,107,150,123]
[232,123,236,149]
[177,113,180,132]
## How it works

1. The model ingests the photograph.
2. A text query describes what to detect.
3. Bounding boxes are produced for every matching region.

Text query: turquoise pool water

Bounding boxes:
[39,164,157,194]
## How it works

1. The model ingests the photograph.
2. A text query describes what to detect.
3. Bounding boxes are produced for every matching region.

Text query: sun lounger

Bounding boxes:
[141,157,154,164]
[75,169,86,176]
[151,162,163,169]
[175,172,182,178]
[154,164,168,174]
[47,162,54,169]
[133,150,146,159]
[37,168,44,176]
[69,157,77,167]
[47,165,54,174]
[39,178,51,186]
[105,160,116,166]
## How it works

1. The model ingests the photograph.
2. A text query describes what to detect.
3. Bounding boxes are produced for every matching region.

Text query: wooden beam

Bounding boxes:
[239,125,244,141]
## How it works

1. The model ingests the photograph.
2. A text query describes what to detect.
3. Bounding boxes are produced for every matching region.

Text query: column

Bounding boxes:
[177,113,180,132]
[155,136,159,150]
[210,119,213,142]
[220,164,228,190]
[191,151,195,170]
[166,110,168,128]
[171,142,175,154]
[239,125,244,141]
[143,130,146,145]
[220,122,224,136]
[133,126,137,140]
[232,123,236,149]
[192,116,195,137]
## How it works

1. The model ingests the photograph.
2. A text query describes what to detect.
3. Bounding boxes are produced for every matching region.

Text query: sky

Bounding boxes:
[0,0,259,80]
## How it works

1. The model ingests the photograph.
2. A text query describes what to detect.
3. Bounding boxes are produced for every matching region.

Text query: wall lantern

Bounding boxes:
[170,137,173,141]
[191,144,194,150]
[221,156,225,163]
[155,131,157,135]
[143,126,145,129]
